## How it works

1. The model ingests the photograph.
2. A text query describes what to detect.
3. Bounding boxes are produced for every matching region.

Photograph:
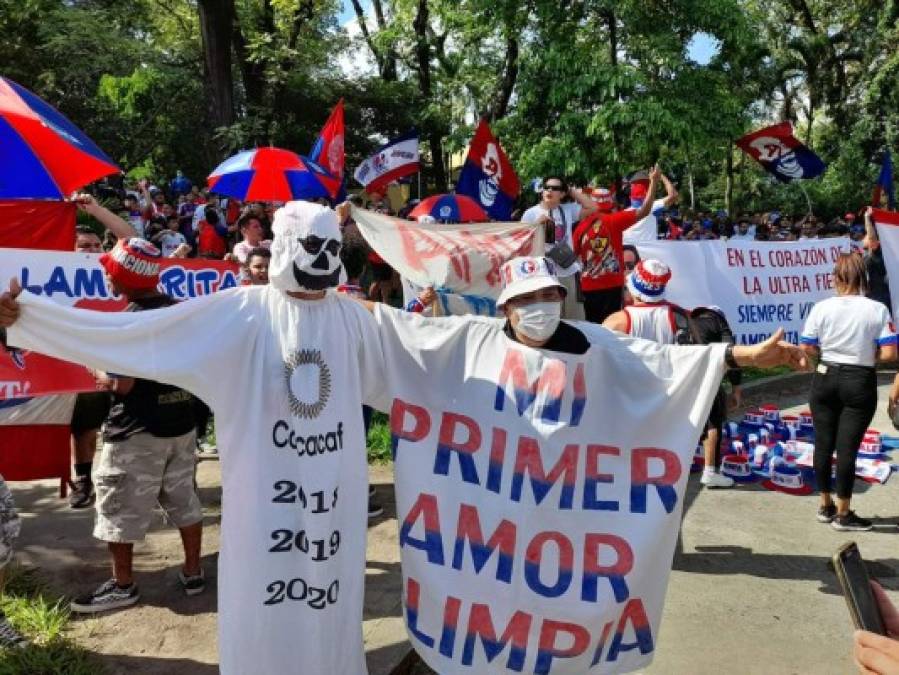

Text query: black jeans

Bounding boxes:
[583,287,623,324]
[810,364,877,499]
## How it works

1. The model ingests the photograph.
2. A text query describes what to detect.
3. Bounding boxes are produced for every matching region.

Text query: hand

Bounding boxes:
[0,279,22,328]
[335,201,351,224]
[172,243,191,258]
[94,372,116,392]
[727,387,742,410]
[854,584,899,674]
[865,206,873,218]
[649,164,662,182]
[735,328,810,371]
[419,288,436,307]
[72,193,98,213]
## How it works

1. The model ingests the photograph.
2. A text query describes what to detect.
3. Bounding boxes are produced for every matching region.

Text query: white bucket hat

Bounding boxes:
[496,256,567,308]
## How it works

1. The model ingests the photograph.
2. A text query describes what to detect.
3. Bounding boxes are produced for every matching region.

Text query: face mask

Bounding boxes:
[269,201,345,293]
[514,301,562,341]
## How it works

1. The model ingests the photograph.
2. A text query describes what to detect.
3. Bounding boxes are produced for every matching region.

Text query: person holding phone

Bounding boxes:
[520,176,597,320]
[853,582,899,673]
[800,253,898,531]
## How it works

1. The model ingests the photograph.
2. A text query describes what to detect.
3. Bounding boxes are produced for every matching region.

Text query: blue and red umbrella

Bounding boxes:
[207,147,341,202]
[0,77,120,199]
[409,193,489,223]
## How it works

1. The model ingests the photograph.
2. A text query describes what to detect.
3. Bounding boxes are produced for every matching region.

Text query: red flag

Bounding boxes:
[310,99,345,181]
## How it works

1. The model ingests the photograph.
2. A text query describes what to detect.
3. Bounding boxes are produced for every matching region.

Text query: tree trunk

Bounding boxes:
[428,132,447,192]
[197,0,235,131]
[486,35,518,122]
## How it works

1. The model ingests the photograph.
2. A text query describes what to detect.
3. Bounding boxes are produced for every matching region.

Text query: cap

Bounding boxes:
[99,238,162,291]
[497,256,567,308]
[626,259,671,303]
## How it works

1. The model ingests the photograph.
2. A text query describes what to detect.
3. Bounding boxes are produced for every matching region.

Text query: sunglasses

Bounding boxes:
[624,262,637,271]
[543,185,564,192]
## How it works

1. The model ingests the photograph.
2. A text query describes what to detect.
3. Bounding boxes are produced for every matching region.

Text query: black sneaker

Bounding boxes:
[0,612,28,649]
[68,476,95,509]
[831,511,873,532]
[70,579,139,614]
[368,498,384,520]
[179,569,205,597]
[816,504,837,523]
[369,485,376,498]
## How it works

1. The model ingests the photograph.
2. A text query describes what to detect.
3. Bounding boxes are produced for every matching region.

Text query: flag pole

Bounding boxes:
[797,181,813,215]
[418,171,422,200]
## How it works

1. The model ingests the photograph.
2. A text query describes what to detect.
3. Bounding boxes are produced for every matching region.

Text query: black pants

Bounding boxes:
[583,287,623,324]
[810,364,877,498]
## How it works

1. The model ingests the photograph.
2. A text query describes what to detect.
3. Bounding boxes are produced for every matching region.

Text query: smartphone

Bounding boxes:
[833,541,886,634]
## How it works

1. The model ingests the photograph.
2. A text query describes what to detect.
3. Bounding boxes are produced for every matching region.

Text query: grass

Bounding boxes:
[0,566,102,675]
[741,365,794,382]
[367,412,393,464]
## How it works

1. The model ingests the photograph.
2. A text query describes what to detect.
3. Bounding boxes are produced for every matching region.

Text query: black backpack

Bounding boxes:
[671,306,732,346]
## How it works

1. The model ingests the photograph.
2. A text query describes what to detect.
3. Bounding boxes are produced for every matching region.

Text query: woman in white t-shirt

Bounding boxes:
[800,253,897,531]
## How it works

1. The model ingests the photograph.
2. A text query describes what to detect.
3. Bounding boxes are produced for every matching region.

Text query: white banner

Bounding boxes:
[370,306,726,674]
[635,239,849,344]
[873,209,899,320]
[352,207,544,301]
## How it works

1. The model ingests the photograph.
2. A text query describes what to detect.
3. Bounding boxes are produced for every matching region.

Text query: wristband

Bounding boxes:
[724,343,739,370]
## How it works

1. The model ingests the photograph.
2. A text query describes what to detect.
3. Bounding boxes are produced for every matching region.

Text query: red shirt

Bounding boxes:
[572,209,637,291]
[198,221,227,258]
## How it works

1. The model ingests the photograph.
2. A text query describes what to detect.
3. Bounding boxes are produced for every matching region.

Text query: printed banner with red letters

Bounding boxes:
[352,206,544,315]
[0,249,239,402]
[369,306,726,674]
[635,238,849,345]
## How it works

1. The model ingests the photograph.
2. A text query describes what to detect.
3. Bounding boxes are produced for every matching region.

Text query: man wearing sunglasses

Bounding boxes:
[521,176,597,320]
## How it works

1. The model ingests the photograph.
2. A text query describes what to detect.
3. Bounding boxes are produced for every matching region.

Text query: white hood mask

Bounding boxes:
[268,201,345,293]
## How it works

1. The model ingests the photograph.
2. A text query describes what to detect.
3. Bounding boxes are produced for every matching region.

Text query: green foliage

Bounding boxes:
[0,567,102,675]
[0,0,895,215]
[366,412,392,464]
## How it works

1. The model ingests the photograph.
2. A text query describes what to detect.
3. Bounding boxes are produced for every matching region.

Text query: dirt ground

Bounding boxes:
[10,369,899,674]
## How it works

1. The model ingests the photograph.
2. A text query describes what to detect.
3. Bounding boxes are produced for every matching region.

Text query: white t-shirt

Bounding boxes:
[521,202,582,276]
[623,198,666,244]
[8,287,384,675]
[157,231,187,257]
[800,295,896,366]
[234,239,272,264]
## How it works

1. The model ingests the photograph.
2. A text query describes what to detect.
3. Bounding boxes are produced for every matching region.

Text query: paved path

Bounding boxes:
[10,369,899,674]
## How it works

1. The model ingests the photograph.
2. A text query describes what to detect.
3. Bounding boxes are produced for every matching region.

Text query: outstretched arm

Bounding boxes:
[732,328,809,371]
[660,173,678,207]
[75,194,136,240]
[1,279,252,406]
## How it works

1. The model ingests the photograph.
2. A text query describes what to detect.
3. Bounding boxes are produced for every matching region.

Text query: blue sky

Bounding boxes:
[687,32,720,65]
[338,0,367,25]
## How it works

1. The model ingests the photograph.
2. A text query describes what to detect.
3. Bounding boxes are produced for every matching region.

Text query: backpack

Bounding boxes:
[671,306,732,346]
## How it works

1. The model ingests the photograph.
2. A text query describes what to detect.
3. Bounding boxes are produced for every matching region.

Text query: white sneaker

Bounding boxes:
[700,471,734,488]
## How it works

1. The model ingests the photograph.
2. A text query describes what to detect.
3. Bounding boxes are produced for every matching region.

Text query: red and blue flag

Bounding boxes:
[456,119,520,220]
[735,122,825,182]
[310,99,345,181]
[873,150,895,210]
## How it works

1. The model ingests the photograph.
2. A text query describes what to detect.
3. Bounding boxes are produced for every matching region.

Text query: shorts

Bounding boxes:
[371,261,394,282]
[93,430,202,543]
[0,475,21,569]
[71,392,111,433]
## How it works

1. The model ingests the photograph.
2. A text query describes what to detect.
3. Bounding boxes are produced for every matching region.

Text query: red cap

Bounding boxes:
[99,238,162,291]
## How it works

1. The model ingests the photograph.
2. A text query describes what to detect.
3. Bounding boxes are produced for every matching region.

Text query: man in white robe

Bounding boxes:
[1,201,382,675]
